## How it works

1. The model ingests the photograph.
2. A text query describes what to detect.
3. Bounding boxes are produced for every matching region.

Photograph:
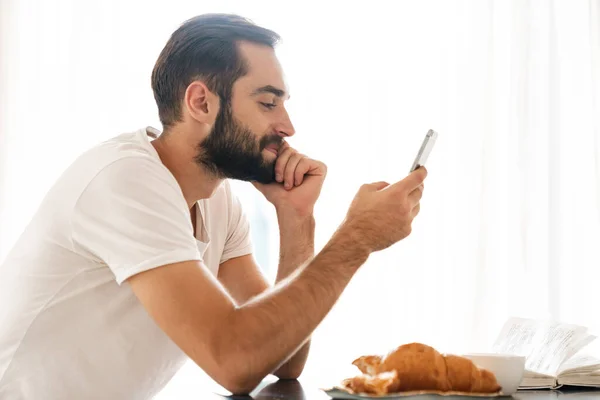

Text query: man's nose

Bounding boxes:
[275,109,296,138]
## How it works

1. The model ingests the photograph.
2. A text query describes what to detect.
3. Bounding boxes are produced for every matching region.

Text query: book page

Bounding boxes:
[558,353,600,376]
[493,317,594,377]
[563,334,597,364]
[526,322,592,376]
[492,317,539,357]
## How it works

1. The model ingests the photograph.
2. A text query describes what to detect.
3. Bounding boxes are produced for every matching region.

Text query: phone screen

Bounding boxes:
[410,129,438,172]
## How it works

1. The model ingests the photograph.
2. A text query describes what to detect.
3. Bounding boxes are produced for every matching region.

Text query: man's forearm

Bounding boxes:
[272,210,315,378]
[275,209,315,281]
[220,225,369,393]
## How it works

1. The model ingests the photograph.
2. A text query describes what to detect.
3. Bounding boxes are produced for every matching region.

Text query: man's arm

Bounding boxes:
[128,228,366,395]
[218,212,315,379]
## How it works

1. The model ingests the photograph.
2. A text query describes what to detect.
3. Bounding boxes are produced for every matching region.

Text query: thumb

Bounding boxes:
[363,181,390,191]
[388,167,428,192]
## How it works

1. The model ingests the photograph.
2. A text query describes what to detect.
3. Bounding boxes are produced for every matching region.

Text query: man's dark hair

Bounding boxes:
[151,14,280,129]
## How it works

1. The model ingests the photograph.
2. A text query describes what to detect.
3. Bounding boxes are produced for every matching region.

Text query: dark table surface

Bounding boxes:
[206,378,600,399]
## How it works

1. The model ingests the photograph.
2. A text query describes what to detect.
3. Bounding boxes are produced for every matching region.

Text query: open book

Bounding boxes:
[492,317,600,389]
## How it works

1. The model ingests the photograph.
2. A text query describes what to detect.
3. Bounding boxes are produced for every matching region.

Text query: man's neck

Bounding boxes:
[150,130,223,209]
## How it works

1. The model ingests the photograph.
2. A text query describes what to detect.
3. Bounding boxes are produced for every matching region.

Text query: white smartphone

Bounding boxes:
[410,129,438,172]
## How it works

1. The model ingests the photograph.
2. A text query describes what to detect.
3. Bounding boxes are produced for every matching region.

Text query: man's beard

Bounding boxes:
[195,103,282,184]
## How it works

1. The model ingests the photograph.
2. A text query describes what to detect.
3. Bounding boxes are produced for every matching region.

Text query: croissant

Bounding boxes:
[341,370,400,395]
[353,355,382,376]
[345,343,501,395]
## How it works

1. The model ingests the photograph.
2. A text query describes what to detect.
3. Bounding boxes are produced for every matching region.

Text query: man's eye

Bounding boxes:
[260,102,277,110]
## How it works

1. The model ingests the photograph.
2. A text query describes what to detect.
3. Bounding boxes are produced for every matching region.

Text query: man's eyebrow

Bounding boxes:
[251,85,290,99]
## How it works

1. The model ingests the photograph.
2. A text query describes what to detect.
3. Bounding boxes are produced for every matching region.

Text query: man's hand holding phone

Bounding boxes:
[341,167,428,253]
[336,129,437,255]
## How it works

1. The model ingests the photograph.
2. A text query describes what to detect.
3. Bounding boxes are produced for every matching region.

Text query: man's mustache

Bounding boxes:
[260,134,283,150]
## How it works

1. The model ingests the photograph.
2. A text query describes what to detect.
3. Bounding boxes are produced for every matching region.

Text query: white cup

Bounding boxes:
[461,353,526,396]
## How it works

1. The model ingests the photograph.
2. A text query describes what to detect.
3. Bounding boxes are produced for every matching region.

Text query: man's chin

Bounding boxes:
[227,167,275,184]
[213,155,276,184]
[249,169,276,184]
[251,158,276,184]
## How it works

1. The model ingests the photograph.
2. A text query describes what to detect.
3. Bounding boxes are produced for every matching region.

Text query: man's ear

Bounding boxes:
[183,81,219,124]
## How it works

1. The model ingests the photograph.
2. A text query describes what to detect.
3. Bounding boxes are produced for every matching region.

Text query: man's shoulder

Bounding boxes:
[50,127,171,203]
[71,127,165,176]
[88,127,160,161]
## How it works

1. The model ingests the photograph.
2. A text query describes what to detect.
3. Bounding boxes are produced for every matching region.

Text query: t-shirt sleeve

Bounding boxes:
[219,182,254,264]
[71,156,202,284]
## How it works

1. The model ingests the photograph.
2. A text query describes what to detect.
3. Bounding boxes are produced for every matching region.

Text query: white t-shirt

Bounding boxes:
[0,127,253,400]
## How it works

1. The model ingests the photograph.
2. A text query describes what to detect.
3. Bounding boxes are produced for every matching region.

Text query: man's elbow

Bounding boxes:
[220,370,264,396]
[222,382,256,396]
[274,364,305,380]
[217,347,265,395]
[222,366,302,395]
[275,371,302,380]
[208,323,261,393]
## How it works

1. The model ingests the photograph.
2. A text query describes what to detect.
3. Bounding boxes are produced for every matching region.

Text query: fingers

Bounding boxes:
[294,158,327,186]
[274,143,294,183]
[275,143,327,190]
[411,203,421,218]
[282,152,304,189]
[294,156,311,186]
[408,183,424,221]
[407,184,424,204]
